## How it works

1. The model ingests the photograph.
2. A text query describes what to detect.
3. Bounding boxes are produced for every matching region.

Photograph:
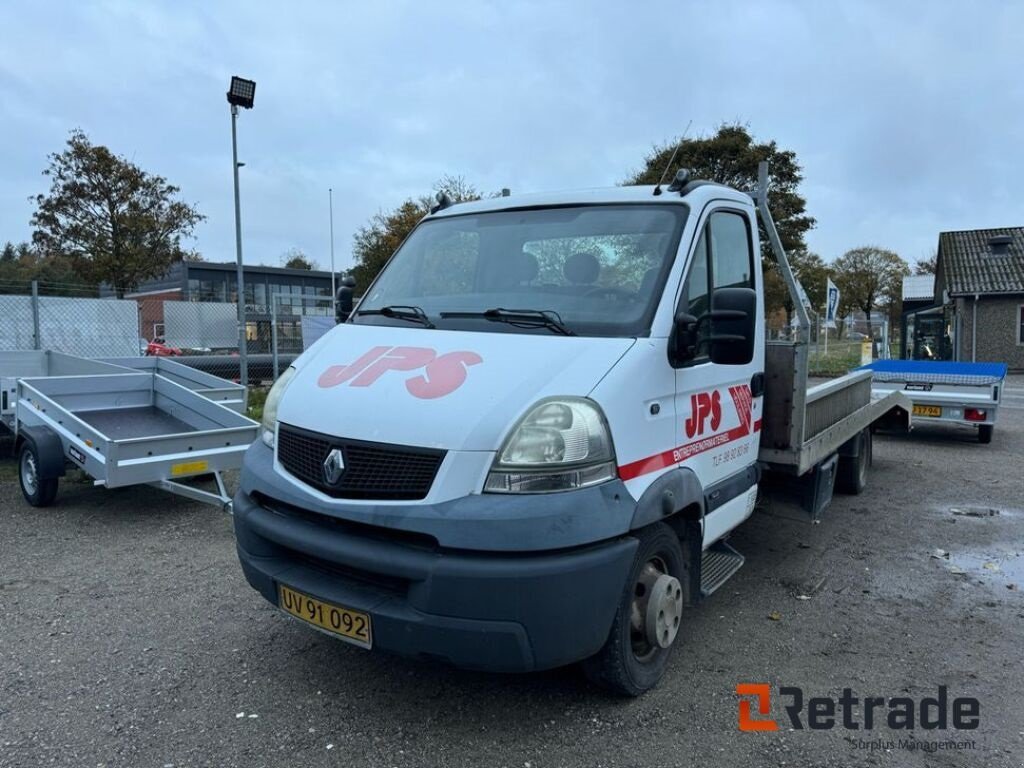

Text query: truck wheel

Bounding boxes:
[18,441,59,507]
[583,522,685,696]
[978,424,993,444]
[836,429,870,495]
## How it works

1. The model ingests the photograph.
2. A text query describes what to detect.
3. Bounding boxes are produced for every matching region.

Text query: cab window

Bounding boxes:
[678,210,755,362]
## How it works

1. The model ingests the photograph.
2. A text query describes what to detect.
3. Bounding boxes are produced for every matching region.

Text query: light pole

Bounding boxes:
[227,75,256,387]
[329,188,336,309]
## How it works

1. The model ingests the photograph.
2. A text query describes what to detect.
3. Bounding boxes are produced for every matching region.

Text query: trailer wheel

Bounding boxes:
[978,424,993,444]
[583,522,685,696]
[836,429,871,495]
[18,441,59,507]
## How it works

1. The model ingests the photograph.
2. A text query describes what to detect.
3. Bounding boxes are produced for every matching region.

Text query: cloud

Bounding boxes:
[1,0,1021,273]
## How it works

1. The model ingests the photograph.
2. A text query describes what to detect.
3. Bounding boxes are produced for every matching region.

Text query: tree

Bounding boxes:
[281,248,315,270]
[915,251,937,275]
[0,241,86,291]
[832,247,910,338]
[30,129,204,297]
[350,175,479,290]
[625,124,816,263]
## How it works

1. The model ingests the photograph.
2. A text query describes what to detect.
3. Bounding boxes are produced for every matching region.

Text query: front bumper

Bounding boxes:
[234,488,638,672]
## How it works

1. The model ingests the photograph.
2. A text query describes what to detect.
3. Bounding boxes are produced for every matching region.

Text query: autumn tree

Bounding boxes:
[915,251,937,275]
[281,247,316,270]
[350,175,479,290]
[763,249,830,331]
[0,241,85,291]
[626,124,815,263]
[30,129,204,297]
[832,247,910,338]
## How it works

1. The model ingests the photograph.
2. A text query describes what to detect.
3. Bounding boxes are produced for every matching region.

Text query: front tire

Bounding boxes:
[18,441,59,507]
[583,522,686,696]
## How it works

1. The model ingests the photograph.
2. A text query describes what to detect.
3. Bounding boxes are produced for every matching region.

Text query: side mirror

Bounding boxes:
[708,287,757,365]
[668,311,700,366]
[336,276,356,323]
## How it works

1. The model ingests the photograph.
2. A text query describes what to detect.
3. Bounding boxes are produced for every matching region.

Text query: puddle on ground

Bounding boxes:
[932,504,1024,520]
[944,551,1024,589]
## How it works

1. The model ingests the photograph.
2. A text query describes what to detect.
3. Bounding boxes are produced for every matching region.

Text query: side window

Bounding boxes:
[680,229,711,361]
[710,212,754,290]
[677,210,755,365]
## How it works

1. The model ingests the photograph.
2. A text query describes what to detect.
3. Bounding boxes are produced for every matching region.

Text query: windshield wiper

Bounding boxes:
[439,308,576,336]
[354,305,436,329]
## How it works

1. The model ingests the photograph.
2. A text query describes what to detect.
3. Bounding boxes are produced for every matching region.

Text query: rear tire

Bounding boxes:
[836,429,871,495]
[978,424,993,444]
[583,522,686,696]
[18,441,59,507]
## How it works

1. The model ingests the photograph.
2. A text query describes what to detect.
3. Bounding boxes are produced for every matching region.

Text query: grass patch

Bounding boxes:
[808,341,863,378]
[247,386,269,422]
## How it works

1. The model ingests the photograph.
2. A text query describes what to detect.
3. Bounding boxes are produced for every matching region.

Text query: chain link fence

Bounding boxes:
[0,279,338,393]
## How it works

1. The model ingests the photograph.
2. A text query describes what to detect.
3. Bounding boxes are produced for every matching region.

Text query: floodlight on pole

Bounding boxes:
[227,75,255,388]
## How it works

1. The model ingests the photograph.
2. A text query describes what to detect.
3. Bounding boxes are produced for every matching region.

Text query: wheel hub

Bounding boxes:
[645,573,683,649]
[21,452,38,495]
[629,558,683,660]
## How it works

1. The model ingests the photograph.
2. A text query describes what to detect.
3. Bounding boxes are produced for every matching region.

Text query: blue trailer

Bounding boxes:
[861,360,1008,443]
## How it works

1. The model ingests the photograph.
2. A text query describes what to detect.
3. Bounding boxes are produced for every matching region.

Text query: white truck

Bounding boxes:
[233,164,906,694]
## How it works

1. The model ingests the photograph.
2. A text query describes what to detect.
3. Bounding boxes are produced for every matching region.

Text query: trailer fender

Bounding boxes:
[629,467,705,530]
[16,426,66,480]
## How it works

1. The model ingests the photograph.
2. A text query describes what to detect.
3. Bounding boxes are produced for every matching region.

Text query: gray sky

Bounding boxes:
[2,1,1021,275]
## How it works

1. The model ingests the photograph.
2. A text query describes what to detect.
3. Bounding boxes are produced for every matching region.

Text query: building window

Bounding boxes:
[1018,305,1024,345]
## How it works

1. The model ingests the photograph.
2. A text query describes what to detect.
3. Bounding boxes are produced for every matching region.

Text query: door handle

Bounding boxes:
[750,372,765,397]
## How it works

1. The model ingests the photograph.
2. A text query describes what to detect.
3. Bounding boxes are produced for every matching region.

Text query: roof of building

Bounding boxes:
[936,227,1024,296]
[187,261,339,279]
[902,274,935,302]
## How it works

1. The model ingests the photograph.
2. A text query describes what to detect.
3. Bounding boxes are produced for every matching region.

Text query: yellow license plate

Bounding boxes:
[278,584,372,649]
[170,459,208,477]
[912,405,942,417]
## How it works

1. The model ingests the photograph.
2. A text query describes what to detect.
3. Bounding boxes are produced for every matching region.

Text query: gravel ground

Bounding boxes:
[1,378,1022,768]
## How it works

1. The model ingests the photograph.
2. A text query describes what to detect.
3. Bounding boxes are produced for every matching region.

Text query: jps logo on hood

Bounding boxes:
[317,345,483,400]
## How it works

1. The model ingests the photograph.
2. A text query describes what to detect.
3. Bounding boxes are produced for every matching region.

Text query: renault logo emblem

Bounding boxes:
[323,448,345,485]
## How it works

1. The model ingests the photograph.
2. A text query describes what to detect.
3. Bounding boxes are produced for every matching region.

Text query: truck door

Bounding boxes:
[674,208,763,547]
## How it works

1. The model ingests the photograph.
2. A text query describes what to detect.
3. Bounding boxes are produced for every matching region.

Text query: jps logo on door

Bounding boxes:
[684,390,722,438]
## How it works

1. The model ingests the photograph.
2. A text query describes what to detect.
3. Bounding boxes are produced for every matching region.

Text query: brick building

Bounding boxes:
[933,227,1024,370]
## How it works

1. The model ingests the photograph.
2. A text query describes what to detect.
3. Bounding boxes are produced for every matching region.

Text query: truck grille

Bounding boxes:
[276,423,445,500]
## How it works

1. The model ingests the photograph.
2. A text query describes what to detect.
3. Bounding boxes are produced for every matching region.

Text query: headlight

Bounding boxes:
[260,366,297,447]
[484,397,617,493]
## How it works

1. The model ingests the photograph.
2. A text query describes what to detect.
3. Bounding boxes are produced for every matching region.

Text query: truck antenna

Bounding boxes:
[653,120,692,196]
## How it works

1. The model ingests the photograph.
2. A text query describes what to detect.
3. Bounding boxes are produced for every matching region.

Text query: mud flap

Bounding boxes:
[761,453,839,522]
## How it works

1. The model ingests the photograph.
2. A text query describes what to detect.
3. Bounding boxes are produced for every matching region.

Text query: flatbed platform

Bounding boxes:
[77,406,198,440]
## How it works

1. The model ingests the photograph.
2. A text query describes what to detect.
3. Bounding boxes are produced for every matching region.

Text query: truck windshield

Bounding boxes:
[353,204,688,337]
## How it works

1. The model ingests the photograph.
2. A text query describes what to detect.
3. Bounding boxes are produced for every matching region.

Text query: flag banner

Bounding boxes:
[825,278,840,329]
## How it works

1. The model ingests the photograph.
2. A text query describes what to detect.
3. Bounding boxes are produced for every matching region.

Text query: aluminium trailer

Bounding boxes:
[100,356,248,413]
[12,371,258,509]
[1,351,131,431]
[861,359,1007,443]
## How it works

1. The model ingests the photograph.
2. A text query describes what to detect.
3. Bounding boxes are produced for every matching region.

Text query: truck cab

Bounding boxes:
[233,174,882,694]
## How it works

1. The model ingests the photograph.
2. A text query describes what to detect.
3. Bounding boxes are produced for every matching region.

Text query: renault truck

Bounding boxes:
[232,163,906,695]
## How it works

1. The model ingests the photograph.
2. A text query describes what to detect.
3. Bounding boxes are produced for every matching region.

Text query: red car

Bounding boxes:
[145,338,182,357]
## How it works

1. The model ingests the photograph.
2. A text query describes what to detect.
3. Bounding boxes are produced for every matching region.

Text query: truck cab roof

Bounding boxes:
[428,183,753,218]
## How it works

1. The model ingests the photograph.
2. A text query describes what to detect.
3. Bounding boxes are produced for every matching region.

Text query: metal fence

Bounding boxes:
[0,280,337,386]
